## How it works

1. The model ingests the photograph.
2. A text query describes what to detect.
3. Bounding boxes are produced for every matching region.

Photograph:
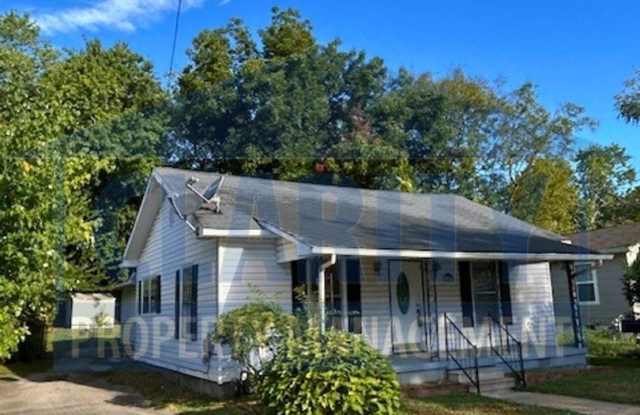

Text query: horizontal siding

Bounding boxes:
[124,197,217,376]
[219,238,292,314]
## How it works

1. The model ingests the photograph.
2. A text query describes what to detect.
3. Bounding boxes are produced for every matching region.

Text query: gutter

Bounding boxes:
[309,246,613,262]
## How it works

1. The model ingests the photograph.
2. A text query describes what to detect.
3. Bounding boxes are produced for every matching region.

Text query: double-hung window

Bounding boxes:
[139,276,161,314]
[575,264,599,305]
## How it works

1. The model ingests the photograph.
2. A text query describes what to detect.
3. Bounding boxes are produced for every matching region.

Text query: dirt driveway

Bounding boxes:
[0,370,164,415]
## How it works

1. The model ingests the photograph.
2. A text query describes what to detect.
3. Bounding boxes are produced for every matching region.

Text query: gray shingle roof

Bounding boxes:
[569,223,640,251]
[155,167,600,256]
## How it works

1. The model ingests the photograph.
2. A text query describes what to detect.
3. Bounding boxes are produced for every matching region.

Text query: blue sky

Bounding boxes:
[6,0,640,169]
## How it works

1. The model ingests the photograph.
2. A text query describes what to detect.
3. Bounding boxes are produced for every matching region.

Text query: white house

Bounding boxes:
[118,167,611,394]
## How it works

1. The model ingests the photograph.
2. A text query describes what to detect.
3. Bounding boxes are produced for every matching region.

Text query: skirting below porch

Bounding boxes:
[391,345,587,385]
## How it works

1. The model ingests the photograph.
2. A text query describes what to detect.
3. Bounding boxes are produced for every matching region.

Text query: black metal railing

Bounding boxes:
[444,312,480,393]
[488,315,526,388]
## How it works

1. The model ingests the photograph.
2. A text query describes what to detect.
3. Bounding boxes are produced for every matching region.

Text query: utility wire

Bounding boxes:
[168,0,183,86]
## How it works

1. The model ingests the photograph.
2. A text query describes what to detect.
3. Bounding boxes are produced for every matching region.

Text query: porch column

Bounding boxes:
[319,254,336,334]
[564,261,585,348]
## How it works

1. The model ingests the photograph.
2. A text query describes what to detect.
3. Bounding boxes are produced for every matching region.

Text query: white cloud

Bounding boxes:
[35,0,206,34]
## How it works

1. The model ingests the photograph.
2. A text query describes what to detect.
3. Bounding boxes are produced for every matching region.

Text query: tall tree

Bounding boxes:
[0,12,167,358]
[0,13,64,358]
[575,144,637,230]
[374,69,500,199]
[43,39,167,285]
[510,158,579,234]
[486,83,596,212]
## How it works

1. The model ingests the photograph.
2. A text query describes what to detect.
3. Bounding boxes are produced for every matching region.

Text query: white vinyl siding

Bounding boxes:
[125,197,217,377]
[218,238,292,315]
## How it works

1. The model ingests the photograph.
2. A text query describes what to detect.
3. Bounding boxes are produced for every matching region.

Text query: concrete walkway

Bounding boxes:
[485,390,640,415]
[0,374,164,415]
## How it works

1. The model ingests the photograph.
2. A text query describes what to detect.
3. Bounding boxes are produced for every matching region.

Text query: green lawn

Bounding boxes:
[527,360,640,406]
[528,330,640,405]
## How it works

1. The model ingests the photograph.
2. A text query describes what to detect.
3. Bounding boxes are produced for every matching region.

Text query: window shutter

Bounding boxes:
[191,264,198,341]
[156,276,161,314]
[346,259,362,334]
[175,270,180,339]
[143,280,150,314]
[459,261,474,327]
[137,281,142,315]
[291,260,307,313]
[499,262,513,325]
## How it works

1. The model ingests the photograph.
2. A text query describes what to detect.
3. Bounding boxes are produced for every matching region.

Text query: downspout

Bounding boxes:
[318,254,337,334]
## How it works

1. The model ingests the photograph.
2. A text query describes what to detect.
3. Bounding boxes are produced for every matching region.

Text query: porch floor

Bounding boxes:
[390,345,586,374]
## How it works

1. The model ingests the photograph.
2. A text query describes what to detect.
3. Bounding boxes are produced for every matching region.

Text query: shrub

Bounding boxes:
[211,302,296,384]
[624,258,640,307]
[585,329,640,359]
[257,328,401,415]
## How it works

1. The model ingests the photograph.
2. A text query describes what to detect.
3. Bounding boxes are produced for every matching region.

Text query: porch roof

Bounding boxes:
[125,168,610,263]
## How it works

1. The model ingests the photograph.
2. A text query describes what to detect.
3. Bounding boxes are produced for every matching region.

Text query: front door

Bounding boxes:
[389,260,428,353]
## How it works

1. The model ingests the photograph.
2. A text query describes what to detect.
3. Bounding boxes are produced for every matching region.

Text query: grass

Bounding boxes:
[528,329,640,405]
[402,393,578,415]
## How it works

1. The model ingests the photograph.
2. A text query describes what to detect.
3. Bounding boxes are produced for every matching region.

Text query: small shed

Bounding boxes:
[53,293,116,329]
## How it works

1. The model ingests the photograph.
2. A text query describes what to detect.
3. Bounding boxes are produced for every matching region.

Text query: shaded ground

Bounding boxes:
[0,374,160,415]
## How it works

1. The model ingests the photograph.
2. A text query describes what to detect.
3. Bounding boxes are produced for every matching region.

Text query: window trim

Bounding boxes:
[140,276,161,315]
[576,268,600,306]
[177,264,198,342]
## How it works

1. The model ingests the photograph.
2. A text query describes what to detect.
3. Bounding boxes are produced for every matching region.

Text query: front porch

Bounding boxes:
[285,253,589,386]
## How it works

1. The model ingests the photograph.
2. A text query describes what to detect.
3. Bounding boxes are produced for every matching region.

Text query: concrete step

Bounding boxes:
[479,378,516,394]
[448,368,507,384]
[448,367,517,394]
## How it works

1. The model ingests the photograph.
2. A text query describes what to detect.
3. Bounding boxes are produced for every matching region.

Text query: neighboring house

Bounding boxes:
[53,293,116,329]
[118,167,609,392]
[551,223,640,329]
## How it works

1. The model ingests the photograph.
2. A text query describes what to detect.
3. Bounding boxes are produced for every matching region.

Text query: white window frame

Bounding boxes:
[576,267,600,306]
[139,276,161,315]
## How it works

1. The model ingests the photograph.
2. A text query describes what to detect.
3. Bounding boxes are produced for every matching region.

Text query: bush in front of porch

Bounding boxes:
[213,300,401,414]
[258,327,401,415]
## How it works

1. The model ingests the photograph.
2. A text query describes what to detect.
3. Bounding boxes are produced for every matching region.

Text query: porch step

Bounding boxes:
[448,368,516,394]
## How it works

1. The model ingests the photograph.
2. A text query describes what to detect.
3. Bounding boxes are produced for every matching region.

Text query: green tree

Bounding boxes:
[616,70,640,123]
[486,83,596,212]
[510,158,579,234]
[0,12,64,358]
[623,258,640,308]
[575,144,637,230]
[0,12,166,358]
[260,7,315,59]
[172,9,389,186]
[374,69,499,199]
